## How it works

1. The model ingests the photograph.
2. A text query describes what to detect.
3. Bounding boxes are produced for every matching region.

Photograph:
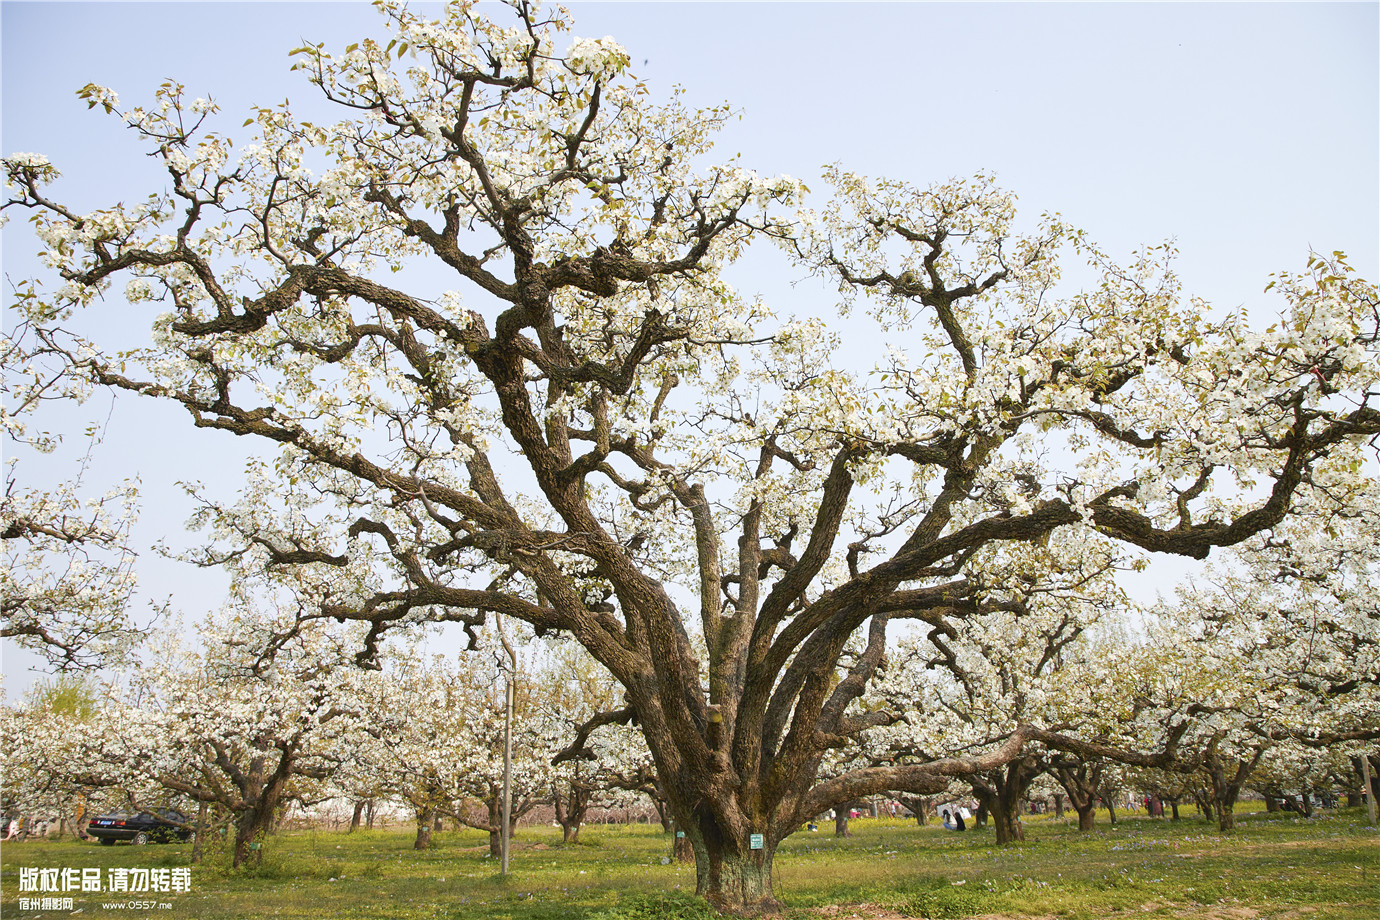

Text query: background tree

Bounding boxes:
[537,639,645,845]
[1231,461,1380,752]
[1050,754,1111,832]
[352,636,556,855]
[867,534,1134,843]
[348,651,470,850]
[0,675,127,839]
[1115,594,1279,833]
[99,613,365,867]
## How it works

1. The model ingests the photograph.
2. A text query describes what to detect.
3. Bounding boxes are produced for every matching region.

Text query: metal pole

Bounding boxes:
[502,669,514,872]
[1363,753,1377,827]
[498,614,517,874]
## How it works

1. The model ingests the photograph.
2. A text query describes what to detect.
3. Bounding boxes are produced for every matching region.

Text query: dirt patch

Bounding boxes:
[805,905,912,919]
[804,909,1060,920]
[802,906,1277,920]
[455,841,551,853]
[1173,908,1259,920]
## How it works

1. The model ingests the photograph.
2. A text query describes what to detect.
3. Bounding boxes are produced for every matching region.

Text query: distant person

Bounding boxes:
[955,811,966,831]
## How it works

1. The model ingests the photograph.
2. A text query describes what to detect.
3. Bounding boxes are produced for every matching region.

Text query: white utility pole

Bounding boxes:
[1363,753,1377,826]
[497,613,518,874]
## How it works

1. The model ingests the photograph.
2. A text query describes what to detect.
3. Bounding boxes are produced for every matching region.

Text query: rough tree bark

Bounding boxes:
[414,804,437,850]
[453,791,533,860]
[970,757,1039,845]
[189,802,209,865]
[1203,746,1264,833]
[897,795,933,826]
[671,820,695,863]
[833,805,854,838]
[153,745,307,870]
[1053,759,1104,832]
[552,776,592,845]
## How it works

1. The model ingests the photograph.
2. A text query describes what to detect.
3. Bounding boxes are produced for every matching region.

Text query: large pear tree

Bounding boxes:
[4,1,1377,910]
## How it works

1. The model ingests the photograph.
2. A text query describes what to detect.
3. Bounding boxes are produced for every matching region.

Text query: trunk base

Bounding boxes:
[697,846,779,916]
[992,809,1025,844]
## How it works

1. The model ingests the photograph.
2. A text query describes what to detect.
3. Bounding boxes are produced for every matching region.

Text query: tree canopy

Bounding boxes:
[3,1,1377,911]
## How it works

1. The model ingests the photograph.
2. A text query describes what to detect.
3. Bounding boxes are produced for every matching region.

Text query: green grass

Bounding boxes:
[2,806,1376,919]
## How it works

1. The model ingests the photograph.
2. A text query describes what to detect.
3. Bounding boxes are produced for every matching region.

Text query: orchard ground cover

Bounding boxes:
[1,806,1375,920]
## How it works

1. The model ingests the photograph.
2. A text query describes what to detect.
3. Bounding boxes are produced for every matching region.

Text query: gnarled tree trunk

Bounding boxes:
[222,753,292,869]
[833,806,852,838]
[671,820,695,863]
[190,801,209,865]
[1204,746,1264,833]
[1053,759,1104,833]
[972,758,1038,844]
[414,804,436,850]
[231,804,275,869]
[552,776,592,845]
[487,796,504,859]
[682,817,779,914]
[898,795,932,826]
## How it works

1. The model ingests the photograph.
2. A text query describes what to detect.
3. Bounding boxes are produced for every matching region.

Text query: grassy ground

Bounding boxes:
[1,805,1375,919]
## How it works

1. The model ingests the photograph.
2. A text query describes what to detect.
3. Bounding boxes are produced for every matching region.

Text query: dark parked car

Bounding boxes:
[86,809,193,845]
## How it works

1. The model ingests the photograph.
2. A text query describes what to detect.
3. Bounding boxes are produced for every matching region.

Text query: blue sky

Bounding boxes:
[3,1,1377,691]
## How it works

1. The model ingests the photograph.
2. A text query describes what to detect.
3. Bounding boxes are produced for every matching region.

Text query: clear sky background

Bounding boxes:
[3,1,1377,694]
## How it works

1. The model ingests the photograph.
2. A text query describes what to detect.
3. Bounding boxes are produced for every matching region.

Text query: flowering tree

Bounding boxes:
[1247,742,1352,815]
[552,697,671,837]
[441,690,554,859]
[344,652,469,850]
[4,0,1378,909]
[351,640,555,856]
[1120,456,1380,832]
[1,321,141,668]
[91,616,367,867]
[1229,459,1380,816]
[1049,754,1112,832]
[866,534,1146,843]
[1118,593,1286,832]
[1231,462,1380,752]
[0,677,130,838]
[1034,627,1188,832]
[1034,457,1380,833]
[537,639,652,844]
